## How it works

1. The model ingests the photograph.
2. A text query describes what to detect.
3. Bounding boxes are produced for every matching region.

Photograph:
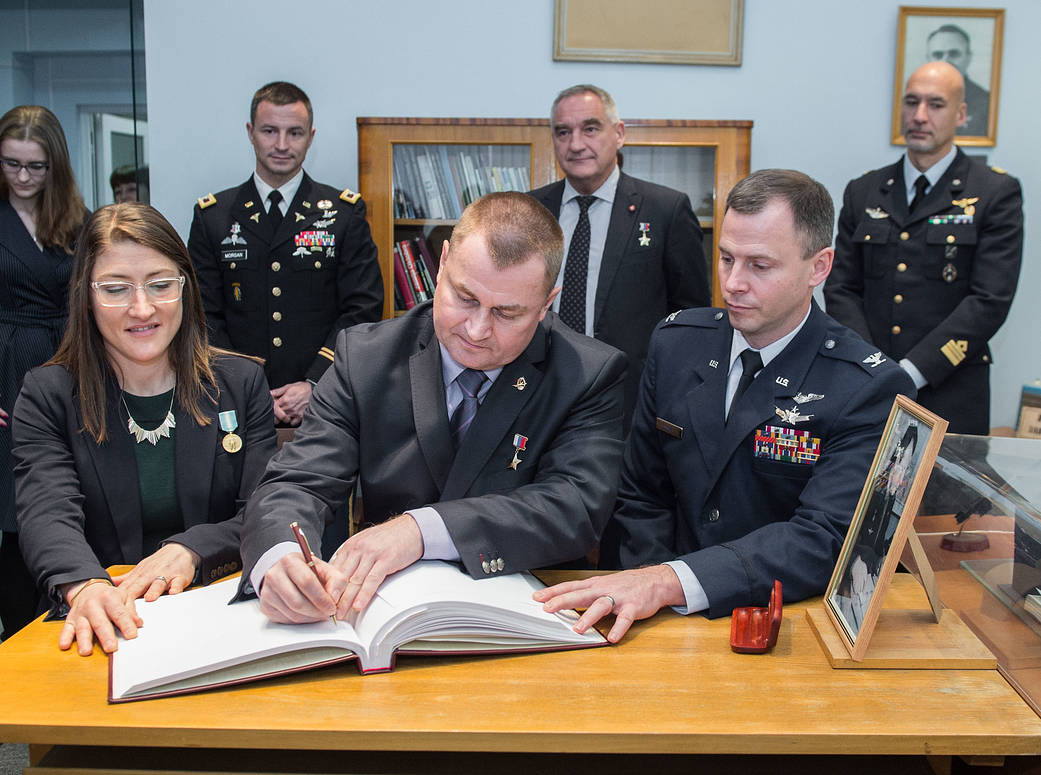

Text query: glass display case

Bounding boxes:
[914,433,1041,714]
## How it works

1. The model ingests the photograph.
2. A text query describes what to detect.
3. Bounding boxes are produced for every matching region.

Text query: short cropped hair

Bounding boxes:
[109,164,149,191]
[250,81,313,126]
[928,24,971,51]
[725,169,834,258]
[551,84,619,125]
[450,192,564,295]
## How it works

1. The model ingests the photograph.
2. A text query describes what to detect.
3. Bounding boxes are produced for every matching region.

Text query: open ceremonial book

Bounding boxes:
[109,560,606,702]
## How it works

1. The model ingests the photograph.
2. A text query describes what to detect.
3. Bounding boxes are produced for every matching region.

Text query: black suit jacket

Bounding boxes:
[825,149,1022,433]
[529,172,709,425]
[601,303,915,617]
[187,173,384,388]
[12,354,278,614]
[239,302,626,586]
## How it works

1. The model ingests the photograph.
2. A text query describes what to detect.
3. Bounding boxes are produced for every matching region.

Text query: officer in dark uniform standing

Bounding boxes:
[188,81,384,426]
[825,61,1023,434]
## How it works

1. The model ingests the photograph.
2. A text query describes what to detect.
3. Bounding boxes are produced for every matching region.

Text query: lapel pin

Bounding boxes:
[793,392,824,404]
[295,212,305,222]
[709,359,719,368]
[249,212,260,223]
[863,351,887,368]
[318,199,332,210]
[865,207,888,219]
[628,204,636,213]
[775,406,812,424]
[512,377,527,391]
[638,222,651,247]
[243,200,254,209]
[218,410,243,453]
[509,434,528,470]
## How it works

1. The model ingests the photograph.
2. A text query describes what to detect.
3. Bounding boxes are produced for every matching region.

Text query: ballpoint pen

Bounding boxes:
[289,521,337,624]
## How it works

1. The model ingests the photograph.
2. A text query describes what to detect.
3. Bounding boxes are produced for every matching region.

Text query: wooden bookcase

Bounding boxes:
[357,117,752,318]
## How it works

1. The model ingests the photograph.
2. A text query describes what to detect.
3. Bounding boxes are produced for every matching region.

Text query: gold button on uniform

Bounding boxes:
[272,287,281,297]
[229,262,237,270]
[946,235,956,244]
[272,311,282,321]
[314,260,322,269]
[897,262,907,272]
[271,261,281,271]
[864,235,871,241]
[272,337,282,347]
[893,294,904,304]
[891,325,901,335]
[900,231,909,241]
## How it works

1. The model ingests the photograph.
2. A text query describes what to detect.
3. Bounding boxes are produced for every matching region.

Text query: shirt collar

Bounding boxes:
[253,169,304,209]
[562,164,619,207]
[438,343,503,389]
[903,144,956,200]
[728,303,813,372]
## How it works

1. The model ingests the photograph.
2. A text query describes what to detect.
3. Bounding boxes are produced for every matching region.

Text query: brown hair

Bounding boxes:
[49,203,220,442]
[725,169,835,258]
[250,81,313,126]
[450,192,563,294]
[0,105,88,251]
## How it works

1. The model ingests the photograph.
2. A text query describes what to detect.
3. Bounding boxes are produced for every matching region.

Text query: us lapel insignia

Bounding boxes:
[638,222,651,247]
[793,392,824,404]
[775,376,789,387]
[509,434,528,470]
[709,359,719,369]
[775,406,813,424]
[865,207,888,219]
[512,377,527,391]
[863,351,887,368]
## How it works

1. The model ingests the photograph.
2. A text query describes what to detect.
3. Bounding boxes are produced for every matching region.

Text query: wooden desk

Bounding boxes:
[0,573,1038,774]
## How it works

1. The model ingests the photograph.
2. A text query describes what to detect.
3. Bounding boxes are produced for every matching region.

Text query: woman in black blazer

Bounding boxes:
[12,203,277,655]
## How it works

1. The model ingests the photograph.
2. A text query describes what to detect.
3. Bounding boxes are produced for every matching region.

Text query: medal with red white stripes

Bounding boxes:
[509,434,528,470]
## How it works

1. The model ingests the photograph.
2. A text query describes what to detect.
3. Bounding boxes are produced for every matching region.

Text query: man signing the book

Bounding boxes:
[239,191,627,623]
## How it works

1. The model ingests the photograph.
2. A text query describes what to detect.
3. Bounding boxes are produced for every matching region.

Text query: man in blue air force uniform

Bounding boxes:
[536,170,916,642]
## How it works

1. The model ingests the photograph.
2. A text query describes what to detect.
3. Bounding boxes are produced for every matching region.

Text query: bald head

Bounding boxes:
[901,61,967,170]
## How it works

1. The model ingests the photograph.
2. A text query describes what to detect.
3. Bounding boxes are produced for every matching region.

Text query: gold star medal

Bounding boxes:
[219,410,243,453]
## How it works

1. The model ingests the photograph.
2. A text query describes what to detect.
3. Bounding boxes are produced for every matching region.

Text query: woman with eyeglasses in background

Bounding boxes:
[0,105,89,640]
[11,203,277,655]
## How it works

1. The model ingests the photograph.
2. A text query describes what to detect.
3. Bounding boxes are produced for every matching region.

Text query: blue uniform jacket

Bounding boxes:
[601,302,916,617]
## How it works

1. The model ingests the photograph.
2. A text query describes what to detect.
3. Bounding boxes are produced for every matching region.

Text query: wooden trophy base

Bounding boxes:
[806,607,996,669]
[940,532,991,552]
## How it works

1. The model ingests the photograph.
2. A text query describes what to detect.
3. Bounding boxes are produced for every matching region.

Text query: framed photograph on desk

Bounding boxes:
[891,6,1004,147]
[825,395,947,660]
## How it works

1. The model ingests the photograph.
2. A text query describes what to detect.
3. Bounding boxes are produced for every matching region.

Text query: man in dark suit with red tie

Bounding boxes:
[529,84,710,427]
[188,81,384,427]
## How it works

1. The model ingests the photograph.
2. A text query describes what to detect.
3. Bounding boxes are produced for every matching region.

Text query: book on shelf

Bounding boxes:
[414,235,441,279]
[109,561,606,703]
[392,244,416,310]
[397,239,430,302]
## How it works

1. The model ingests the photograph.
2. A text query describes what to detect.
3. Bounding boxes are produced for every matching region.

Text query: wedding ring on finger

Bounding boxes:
[600,594,616,611]
[154,575,168,585]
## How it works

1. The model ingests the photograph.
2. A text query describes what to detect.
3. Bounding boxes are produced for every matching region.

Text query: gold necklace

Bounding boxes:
[122,387,176,445]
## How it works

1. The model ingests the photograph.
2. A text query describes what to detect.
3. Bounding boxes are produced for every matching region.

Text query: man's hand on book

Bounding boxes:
[112,543,201,602]
[259,553,341,623]
[533,565,685,643]
[59,579,142,656]
[329,514,424,617]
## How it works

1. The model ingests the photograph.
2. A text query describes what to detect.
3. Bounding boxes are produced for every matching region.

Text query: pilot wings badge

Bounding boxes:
[792,392,824,404]
[775,406,813,424]
[863,351,887,368]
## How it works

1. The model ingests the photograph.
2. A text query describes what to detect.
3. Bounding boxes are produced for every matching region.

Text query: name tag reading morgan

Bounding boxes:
[221,249,247,263]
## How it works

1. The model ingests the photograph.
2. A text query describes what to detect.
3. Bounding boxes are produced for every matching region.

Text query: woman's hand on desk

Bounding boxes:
[59,579,142,656]
[111,543,201,601]
[534,565,685,643]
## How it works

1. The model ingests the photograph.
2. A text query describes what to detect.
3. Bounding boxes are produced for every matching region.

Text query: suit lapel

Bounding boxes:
[683,325,730,480]
[410,320,454,492]
[719,305,828,469]
[88,387,143,562]
[532,181,564,218]
[175,386,217,528]
[234,179,271,245]
[595,173,639,324]
[440,322,547,500]
[876,161,908,228]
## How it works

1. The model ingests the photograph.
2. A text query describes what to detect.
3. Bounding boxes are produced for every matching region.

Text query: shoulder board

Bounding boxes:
[197,193,216,209]
[340,188,361,204]
[820,333,895,375]
[661,307,725,328]
[991,166,1007,175]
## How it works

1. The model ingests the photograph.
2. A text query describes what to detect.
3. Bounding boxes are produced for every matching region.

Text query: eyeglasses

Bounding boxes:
[91,276,185,307]
[0,158,49,177]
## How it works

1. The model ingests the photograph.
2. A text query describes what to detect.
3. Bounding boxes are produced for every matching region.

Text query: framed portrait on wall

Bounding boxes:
[891,6,1004,147]
[825,395,948,661]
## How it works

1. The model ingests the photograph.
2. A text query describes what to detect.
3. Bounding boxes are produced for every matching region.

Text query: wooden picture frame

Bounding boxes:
[553,0,743,66]
[891,6,1004,147]
[824,395,948,661]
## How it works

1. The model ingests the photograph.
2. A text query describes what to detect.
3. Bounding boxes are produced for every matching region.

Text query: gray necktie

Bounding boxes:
[449,368,486,450]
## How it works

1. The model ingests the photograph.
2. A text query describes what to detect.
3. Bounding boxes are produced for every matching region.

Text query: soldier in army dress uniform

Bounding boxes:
[825,62,1023,434]
[188,82,383,426]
